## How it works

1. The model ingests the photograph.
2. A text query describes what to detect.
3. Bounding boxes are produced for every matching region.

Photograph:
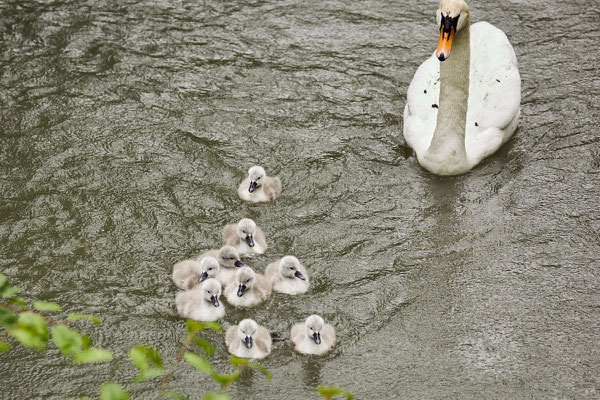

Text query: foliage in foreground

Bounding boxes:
[0,273,352,399]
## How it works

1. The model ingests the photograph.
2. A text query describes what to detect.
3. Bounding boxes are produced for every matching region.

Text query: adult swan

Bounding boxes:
[403,0,520,175]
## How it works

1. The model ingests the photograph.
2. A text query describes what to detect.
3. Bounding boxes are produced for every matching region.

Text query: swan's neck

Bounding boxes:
[423,19,471,175]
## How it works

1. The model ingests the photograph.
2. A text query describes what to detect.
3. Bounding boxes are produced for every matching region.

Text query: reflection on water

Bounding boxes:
[1,0,599,399]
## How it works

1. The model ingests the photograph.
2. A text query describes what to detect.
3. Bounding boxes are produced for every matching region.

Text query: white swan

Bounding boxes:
[175,278,225,322]
[238,166,282,203]
[291,315,335,355]
[172,257,219,290]
[222,218,267,255]
[264,256,310,295]
[196,246,245,287]
[403,0,521,175]
[226,318,272,359]
[224,266,271,308]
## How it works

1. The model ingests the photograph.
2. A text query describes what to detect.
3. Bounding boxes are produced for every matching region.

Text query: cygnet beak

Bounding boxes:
[210,295,219,308]
[248,181,257,193]
[237,284,247,297]
[245,336,253,349]
[312,331,321,345]
[246,235,255,247]
[294,270,306,281]
[234,260,245,268]
[198,271,208,282]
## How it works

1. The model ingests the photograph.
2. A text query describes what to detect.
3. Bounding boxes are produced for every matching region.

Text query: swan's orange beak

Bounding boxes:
[436,26,454,61]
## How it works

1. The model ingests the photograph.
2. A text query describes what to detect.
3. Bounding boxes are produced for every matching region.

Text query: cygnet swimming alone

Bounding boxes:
[238,165,282,203]
[224,266,271,308]
[225,318,272,359]
[264,256,309,295]
[291,315,335,355]
[222,218,267,255]
[175,278,225,322]
[172,257,219,290]
[197,245,245,287]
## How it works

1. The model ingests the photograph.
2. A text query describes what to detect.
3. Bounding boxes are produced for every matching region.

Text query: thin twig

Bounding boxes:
[156,332,193,400]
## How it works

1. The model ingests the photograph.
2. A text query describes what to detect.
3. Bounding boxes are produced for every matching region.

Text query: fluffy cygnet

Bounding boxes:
[291,315,335,355]
[197,246,245,287]
[226,318,272,359]
[224,266,271,308]
[264,256,309,295]
[222,218,267,255]
[172,257,218,290]
[175,278,225,322]
[238,165,282,203]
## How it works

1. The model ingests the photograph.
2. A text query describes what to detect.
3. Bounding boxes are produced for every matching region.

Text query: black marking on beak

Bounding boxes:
[234,260,245,268]
[441,13,459,35]
[245,336,253,349]
[237,284,247,297]
[210,295,219,307]
[198,271,208,282]
[312,332,321,345]
[294,270,306,281]
[248,181,257,193]
[246,235,255,247]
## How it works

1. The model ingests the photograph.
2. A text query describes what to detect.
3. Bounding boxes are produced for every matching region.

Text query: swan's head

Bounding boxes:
[202,278,221,308]
[198,257,219,283]
[238,318,258,349]
[305,315,325,345]
[217,246,245,269]
[247,166,266,193]
[237,218,257,247]
[435,0,470,61]
[279,256,306,281]
[235,266,255,297]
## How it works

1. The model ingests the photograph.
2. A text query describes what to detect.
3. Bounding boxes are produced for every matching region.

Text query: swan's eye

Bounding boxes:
[245,279,250,283]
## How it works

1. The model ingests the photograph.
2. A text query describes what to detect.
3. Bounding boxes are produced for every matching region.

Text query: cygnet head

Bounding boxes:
[198,257,219,283]
[235,266,255,297]
[217,246,245,269]
[305,315,325,345]
[247,166,266,193]
[238,318,258,349]
[435,0,470,61]
[202,278,221,308]
[237,218,257,247]
[279,256,305,280]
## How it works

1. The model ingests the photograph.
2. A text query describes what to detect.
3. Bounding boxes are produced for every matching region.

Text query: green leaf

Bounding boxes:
[316,386,354,400]
[99,382,130,400]
[52,324,87,356]
[33,301,63,312]
[183,352,213,374]
[228,355,248,367]
[164,390,188,400]
[8,296,26,308]
[132,368,164,383]
[0,305,18,329]
[203,321,222,332]
[0,342,10,353]
[185,320,205,335]
[248,361,272,380]
[193,337,215,357]
[81,334,92,350]
[67,313,100,325]
[202,393,229,400]
[63,397,92,400]
[0,273,7,289]
[74,348,113,363]
[9,312,48,351]
[210,372,240,388]
[129,345,163,371]
[1,285,20,298]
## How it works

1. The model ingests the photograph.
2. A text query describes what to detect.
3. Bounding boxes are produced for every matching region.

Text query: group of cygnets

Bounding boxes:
[172,166,335,359]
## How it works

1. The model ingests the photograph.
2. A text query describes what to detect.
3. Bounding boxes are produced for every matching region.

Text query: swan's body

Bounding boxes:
[175,279,225,322]
[403,0,520,175]
[226,319,272,359]
[222,218,267,255]
[238,166,282,203]
[224,266,271,308]
[291,315,335,355]
[264,256,310,295]
[196,246,245,287]
[172,259,204,290]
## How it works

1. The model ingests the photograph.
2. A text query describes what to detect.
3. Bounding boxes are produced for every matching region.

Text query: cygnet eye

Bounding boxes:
[245,279,250,283]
